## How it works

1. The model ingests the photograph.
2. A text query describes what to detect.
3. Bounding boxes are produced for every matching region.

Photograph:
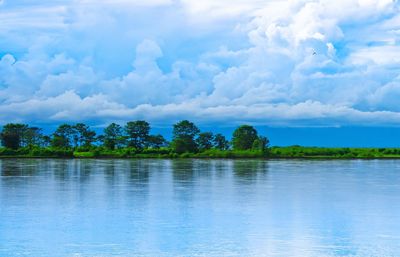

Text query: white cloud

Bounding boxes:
[3,93,400,126]
[1,0,400,126]
[349,45,400,65]
[77,0,174,7]
[180,0,275,19]
[0,6,67,31]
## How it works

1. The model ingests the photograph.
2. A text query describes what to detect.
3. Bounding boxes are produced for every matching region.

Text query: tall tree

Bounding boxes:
[172,120,200,139]
[0,123,29,149]
[232,125,259,150]
[171,120,200,153]
[51,124,74,148]
[23,127,44,147]
[252,136,270,151]
[102,123,123,150]
[40,135,52,147]
[213,133,230,150]
[73,123,96,147]
[196,132,214,151]
[146,134,167,149]
[125,121,150,149]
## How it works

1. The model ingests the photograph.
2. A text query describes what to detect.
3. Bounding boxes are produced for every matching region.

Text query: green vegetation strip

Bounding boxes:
[1,120,400,159]
[1,146,400,159]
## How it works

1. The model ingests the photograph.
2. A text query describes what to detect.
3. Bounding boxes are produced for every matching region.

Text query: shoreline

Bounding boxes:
[2,156,400,160]
[2,146,400,160]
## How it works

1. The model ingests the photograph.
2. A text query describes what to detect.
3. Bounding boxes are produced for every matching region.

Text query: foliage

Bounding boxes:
[102,123,124,150]
[146,134,168,149]
[213,133,230,150]
[73,151,99,158]
[1,120,274,158]
[0,124,50,149]
[170,137,198,154]
[268,146,400,159]
[125,121,150,149]
[171,120,200,153]
[73,123,97,147]
[252,136,270,151]
[196,132,214,151]
[52,124,75,148]
[172,120,200,139]
[232,125,258,150]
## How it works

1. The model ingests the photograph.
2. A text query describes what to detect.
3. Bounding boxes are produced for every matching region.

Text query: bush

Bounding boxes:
[0,148,17,156]
[73,152,97,158]
[142,147,171,155]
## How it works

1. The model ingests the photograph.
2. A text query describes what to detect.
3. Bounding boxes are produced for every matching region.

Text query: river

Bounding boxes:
[1,159,399,256]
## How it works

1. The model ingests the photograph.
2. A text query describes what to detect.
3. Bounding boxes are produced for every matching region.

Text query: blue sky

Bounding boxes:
[1,0,400,129]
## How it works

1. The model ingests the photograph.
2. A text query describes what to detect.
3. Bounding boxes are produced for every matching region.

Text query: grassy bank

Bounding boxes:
[270,146,400,159]
[0,147,268,159]
[2,146,400,159]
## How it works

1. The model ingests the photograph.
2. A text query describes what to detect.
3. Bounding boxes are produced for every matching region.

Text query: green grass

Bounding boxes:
[269,146,400,159]
[2,146,400,159]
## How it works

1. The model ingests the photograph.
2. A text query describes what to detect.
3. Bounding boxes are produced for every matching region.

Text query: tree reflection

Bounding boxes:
[76,159,94,183]
[52,160,71,181]
[171,159,196,183]
[0,159,40,177]
[233,160,269,183]
[194,160,214,178]
[127,160,150,188]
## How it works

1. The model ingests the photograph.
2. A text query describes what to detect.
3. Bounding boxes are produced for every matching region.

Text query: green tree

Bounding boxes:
[232,125,259,150]
[171,137,198,154]
[171,120,200,153]
[73,123,96,147]
[21,127,46,147]
[125,120,150,149]
[102,123,124,150]
[0,123,29,149]
[172,120,200,139]
[51,124,74,148]
[252,136,270,151]
[41,135,52,147]
[196,132,214,151]
[146,134,167,149]
[213,133,230,150]
[23,127,44,147]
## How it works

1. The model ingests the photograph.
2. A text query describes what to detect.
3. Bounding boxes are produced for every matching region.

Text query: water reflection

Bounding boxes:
[171,159,196,183]
[0,159,41,177]
[233,159,269,183]
[0,159,400,257]
[126,160,151,186]
[51,160,72,181]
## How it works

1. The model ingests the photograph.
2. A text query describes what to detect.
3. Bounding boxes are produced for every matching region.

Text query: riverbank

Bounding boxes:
[2,146,400,159]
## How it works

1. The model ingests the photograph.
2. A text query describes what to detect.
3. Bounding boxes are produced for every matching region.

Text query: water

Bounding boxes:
[0,159,399,257]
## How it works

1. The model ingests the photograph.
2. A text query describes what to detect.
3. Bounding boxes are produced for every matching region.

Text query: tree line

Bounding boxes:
[0,120,269,154]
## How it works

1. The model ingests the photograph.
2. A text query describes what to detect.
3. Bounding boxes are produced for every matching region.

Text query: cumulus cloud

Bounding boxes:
[1,0,400,127]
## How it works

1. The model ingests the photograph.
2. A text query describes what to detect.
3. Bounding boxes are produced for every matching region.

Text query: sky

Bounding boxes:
[1,0,400,135]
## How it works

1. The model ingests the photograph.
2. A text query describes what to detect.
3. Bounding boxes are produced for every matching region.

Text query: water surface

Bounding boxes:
[1,159,400,257]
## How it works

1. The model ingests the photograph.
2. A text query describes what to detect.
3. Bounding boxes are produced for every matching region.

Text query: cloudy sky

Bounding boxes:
[1,0,400,127]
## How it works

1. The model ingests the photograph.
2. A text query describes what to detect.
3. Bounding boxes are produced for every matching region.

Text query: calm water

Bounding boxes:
[0,159,400,257]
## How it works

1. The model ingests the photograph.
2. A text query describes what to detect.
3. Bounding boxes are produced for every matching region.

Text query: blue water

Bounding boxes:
[0,159,400,257]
